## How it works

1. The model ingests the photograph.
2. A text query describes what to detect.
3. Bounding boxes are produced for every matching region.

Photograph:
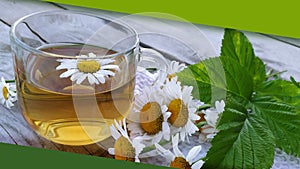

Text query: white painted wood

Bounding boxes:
[268,35,300,48]
[62,3,300,81]
[0,0,62,25]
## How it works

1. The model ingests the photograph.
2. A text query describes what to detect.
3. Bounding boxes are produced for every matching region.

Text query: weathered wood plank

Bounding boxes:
[266,34,300,48]
[60,4,220,64]
[62,5,300,81]
[83,143,109,156]
[246,32,300,81]
[0,0,63,25]
[0,124,16,144]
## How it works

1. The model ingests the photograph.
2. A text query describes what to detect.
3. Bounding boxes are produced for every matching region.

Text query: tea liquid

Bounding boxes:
[18,44,135,145]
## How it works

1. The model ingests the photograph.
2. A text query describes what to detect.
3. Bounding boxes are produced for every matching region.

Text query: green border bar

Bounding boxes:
[0,143,168,169]
[44,0,300,39]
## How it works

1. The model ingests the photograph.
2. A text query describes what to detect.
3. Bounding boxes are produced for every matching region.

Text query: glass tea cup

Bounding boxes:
[10,10,167,146]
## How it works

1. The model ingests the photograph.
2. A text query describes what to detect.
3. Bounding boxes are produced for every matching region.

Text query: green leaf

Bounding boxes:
[177,28,300,168]
[203,104,275,169]
[221,29,266,87]
[256,79,300,111]
[290,76,300,89]
[177,56,253,104]
[252,96,300,156]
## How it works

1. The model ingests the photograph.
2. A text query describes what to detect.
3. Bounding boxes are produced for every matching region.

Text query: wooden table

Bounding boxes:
[0,0,300,167]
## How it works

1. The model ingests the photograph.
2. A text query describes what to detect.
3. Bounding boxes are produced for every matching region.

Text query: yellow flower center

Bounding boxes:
[140,102,163,135]
[167,73,177,80]
[2,86,9,100]
[114,136,135,162]
[77,60,100,73]
[168,99,189,127]
[170,157,191,169]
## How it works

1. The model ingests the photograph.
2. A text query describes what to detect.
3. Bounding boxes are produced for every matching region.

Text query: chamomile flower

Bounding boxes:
[155,134,204,169]
[56,52,120,85]
[153,61,187,88]
[167,60,187,78]
[127,86,171,145]
[108,119,145,162]
[163,76,201,141]
[199,100,225,143]
[0,77,17,109]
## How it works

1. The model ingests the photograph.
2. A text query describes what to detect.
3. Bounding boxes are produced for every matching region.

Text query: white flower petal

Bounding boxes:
[192,160,204,169]
[179,130,186,142]
[215,100,225,113]
[108,148,115,155]
[172,134,184,157]
[101,65,120,71]
[123,119,128,136]
[132,137,145,155]
[70,72,84,81]
[182,86,193,104]
[207,133,216,139]
[110,125,121,140]
[6,100,13,109]
[162,122,170,141]
[190,113,201,121]
[76,74,87,84]
[98,70,115,77]
[151,132,163,144]
[185,120,199,134]
[60,69,78,78]
[155,143,175,162]
[201,126,216,134]
[56,60,77,70]
[163,111,171,121]
[87,74,96,85]
[114,119,129,139]
[99,59,115,65]
[168,61,186,74]
[186,145,202,162]
[93,73,105,84]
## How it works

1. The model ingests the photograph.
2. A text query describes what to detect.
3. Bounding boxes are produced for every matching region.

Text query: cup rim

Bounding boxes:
[9,10,139,59]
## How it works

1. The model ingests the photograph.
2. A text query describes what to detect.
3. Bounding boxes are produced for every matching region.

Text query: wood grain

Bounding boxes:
[0,0,62,25]
[60,4,300,81]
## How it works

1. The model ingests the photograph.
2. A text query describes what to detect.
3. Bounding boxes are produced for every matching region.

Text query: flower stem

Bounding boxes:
[196,121,207,128]
[266,70,288,78]
[198,104,211,111]
[141,140,170,153]
[290,76,300,89]
[5,80,15,83]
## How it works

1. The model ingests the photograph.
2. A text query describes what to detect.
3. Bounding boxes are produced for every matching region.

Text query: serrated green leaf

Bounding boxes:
[177,56,253,104]
[252,96,300,156]
[177,28,300,168]
[221,29,266,87]
[256,79,300,111]
[203,106,275,169]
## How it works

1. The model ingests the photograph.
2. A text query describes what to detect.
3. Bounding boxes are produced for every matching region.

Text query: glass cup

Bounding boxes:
[10,10,167,146]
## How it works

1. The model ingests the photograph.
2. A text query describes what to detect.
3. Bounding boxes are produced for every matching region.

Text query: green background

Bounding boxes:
[2,0,300,168]
[0,142,169,168]
[44,0,300,38]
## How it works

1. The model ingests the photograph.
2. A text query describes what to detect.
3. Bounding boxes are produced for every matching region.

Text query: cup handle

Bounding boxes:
[137,47,168,72]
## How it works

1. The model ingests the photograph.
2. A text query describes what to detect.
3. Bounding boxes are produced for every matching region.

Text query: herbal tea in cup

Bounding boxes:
[10,11,167,145]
